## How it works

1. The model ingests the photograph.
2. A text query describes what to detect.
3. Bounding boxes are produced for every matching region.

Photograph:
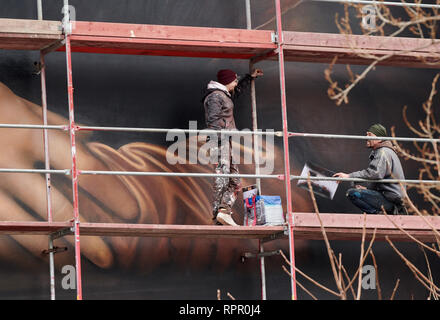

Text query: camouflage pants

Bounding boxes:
[211,143,241,219]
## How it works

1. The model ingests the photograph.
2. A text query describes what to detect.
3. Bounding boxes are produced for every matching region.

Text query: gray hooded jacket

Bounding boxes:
[349,141,406,203]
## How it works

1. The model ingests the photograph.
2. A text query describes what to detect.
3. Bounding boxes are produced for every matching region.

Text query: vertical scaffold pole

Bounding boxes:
[258,240,267,300]
[245,0,266,300]
[37,0,55,300]
[63,0,83,300]
[37,0,43,20]
[40,52,56,301]
[274,0,297,300]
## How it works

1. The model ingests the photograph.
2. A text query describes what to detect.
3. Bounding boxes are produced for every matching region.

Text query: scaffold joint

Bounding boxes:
[50,227,74,240]
[241,250,281,263]
[42,246,68,255]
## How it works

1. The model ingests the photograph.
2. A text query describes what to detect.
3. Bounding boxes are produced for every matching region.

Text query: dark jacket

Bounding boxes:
[349,141,406,204]
[203,74,253,130]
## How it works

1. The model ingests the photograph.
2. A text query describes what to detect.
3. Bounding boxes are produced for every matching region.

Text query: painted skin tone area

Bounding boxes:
[0,81,313,271]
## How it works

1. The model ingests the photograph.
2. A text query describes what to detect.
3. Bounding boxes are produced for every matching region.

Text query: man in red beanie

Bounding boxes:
[203,68,263,226]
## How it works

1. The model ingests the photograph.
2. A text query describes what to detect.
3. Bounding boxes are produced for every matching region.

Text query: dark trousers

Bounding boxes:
[346,188,395,214]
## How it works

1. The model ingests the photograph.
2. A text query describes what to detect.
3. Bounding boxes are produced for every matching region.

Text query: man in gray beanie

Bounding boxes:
[333,124,408,215]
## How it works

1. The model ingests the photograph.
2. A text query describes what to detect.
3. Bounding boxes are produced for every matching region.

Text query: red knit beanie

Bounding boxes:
[217,69,237,85]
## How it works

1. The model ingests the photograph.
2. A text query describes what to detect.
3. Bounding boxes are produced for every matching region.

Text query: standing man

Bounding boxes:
[333,124,408,215]
[203,68,263,226]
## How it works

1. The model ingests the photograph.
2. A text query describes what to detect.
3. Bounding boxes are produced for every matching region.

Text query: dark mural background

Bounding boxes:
[0,0,438,300]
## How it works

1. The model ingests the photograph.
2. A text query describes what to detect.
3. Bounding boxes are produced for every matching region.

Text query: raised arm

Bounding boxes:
[234,69,264,98]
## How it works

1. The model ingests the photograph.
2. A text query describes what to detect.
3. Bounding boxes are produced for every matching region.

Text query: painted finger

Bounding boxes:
[0,189,64,266]
[0,172,114,268]
[51,174,139,268]
[48,133,139,221]
[15,98,140,222]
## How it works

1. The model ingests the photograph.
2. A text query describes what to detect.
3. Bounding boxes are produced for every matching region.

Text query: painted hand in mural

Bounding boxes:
[0,82,139,268]
[0,81,313,271]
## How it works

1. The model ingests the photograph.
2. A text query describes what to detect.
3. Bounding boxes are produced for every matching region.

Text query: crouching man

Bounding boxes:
[333,124,408,215]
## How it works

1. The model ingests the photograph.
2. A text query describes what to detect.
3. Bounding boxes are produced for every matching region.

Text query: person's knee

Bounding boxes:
[346,188,361,200]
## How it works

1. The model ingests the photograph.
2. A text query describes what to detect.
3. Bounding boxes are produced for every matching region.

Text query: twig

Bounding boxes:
[343,228,377,295]
[282,265,318,300]
[341,264,357,299]
[306,176,346,299]
[356,213,367,300]
[390,279,400,300]
[419,245,439,300]
[280,250,341,298]
[382,209,440,255]
[386,236,440,295]
[326,2,440,105]
[369,249,382,300]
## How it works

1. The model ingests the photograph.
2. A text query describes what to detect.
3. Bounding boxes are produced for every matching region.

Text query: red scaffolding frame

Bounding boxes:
[0,0,440,300]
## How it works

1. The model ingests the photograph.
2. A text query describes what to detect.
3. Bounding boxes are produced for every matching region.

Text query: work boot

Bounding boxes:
[397,205,409,215]
[216,209,239,226]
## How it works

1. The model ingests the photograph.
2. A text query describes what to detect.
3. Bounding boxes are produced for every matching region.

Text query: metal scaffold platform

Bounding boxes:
[0,0,439,300]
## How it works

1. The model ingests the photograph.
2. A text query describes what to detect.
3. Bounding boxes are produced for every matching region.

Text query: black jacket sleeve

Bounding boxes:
[234,74,253,99]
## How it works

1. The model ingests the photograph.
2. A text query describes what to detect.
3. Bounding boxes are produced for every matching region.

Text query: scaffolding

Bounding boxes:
[0,0,440,300]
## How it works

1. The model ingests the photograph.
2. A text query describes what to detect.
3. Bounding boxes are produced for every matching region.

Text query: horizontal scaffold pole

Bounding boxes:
[289,132,440,143]
[0,168,69,174]
[0,124,67,130]
[0,168,438,185]
[76,125,282,136]
[310,0,440,10]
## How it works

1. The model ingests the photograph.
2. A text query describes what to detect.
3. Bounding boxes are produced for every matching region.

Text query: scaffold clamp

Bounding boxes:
[42,246,68,255]
[241,250,281,263]
[49,227,74,240]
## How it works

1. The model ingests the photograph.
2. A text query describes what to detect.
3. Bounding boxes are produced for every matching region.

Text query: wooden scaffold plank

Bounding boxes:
[0,213,438,242]
[0,221,71,235]
[293,213,440,242]
[1,19,440,68]
[79,222,284,239]
[66,21,277,59]
[282,31,440,68]
[0,18,62,51]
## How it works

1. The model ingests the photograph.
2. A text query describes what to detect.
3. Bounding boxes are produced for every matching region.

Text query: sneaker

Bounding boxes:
[216,211,239,226]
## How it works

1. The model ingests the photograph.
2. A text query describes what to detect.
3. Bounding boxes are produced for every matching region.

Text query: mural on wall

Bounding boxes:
[0,80,314,270]
[0,0,439,300]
